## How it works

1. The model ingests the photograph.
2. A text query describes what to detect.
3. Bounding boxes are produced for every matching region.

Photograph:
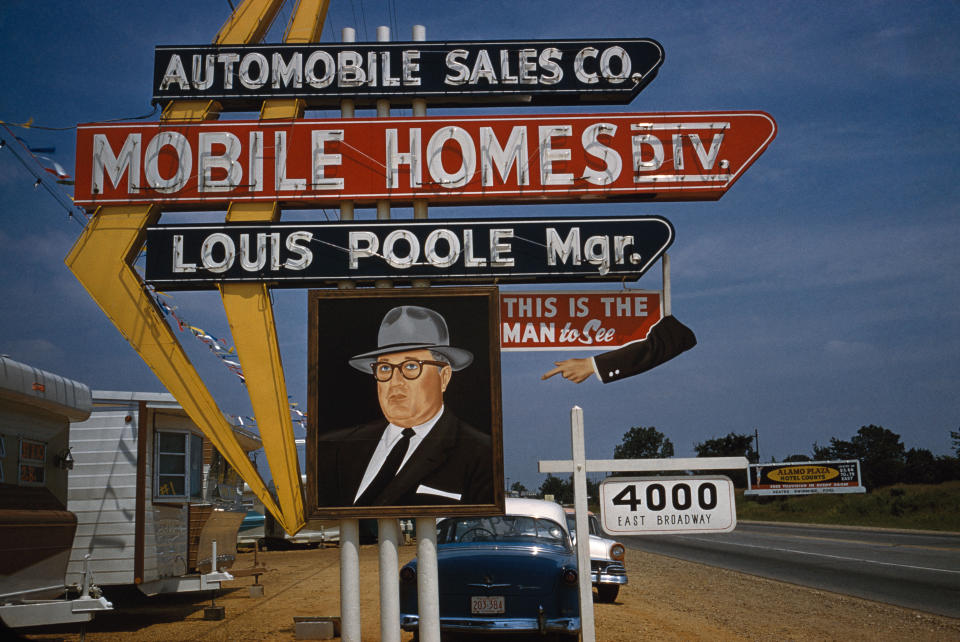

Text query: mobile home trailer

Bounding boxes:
[0,356,112,629]
[66,390,260,595]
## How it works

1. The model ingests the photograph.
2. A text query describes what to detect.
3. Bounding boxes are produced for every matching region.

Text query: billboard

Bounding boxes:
[745,460,866,496]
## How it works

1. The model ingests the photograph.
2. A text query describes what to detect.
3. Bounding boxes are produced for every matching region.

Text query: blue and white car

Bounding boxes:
[400,498,581,639]
[564,507,628,603]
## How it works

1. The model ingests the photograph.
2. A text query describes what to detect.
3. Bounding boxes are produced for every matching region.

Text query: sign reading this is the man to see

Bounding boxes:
[500,290,662,351]
[153,39,664,108]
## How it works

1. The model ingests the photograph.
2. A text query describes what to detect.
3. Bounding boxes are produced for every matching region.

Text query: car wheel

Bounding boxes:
[596,584,619,603]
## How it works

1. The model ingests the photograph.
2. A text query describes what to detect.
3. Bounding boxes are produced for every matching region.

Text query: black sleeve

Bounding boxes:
[594,315,697,383]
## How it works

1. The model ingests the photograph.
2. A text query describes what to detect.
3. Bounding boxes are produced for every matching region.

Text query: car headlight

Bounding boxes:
[610,543,625,562]
[400,566,416,583]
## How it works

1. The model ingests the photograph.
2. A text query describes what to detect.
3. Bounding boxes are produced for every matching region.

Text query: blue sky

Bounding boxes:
[1,1,958,491]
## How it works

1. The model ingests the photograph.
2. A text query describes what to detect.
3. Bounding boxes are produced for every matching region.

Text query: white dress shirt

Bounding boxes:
[353,405,444,503]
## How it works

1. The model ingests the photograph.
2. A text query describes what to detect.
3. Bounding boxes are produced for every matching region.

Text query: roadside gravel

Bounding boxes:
[16,543,960,641]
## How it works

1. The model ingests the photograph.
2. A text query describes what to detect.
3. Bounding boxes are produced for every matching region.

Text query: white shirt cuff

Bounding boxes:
[590,356,602,381]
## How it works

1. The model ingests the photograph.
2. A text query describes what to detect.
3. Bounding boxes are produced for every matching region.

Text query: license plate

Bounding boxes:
[470,595,505,614]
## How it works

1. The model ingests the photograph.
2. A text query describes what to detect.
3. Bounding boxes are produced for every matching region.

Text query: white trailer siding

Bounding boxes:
[65,392,258,592]
[65,408,160,586]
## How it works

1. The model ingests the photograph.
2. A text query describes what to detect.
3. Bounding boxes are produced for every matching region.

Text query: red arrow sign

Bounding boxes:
[500,290,662,351]
[74,111,775,210]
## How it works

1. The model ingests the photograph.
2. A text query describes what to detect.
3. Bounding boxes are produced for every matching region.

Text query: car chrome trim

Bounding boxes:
[593,572,629,585]
[400,614,581,633]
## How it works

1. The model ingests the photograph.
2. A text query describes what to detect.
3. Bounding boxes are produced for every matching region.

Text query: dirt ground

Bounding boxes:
[15,542,960,641]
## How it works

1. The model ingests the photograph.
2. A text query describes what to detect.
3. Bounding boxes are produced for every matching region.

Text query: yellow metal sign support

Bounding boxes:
[65,0,330,534]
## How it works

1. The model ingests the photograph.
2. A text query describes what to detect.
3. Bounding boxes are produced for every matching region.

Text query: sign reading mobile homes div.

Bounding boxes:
[153,39,664,108]
[745,460,866,496]
[73,111,776,210]
[500,290,661,350]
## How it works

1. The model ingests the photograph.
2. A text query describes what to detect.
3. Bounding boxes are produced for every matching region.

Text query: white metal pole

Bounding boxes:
[339,26,356,225]
[340,519,362,642]
[374,31,400,640]
[570,406,596,642]
[409,28,440,640]
[375,26,399,641]
[376,25,391,221]
[374,25,391,287]
[379,518,402,642]
[411,24,430,289]
[337,24,362,642]
[416,516,440,642]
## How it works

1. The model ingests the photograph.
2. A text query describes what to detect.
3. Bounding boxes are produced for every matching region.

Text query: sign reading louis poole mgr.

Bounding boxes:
[144,216,673,288]
[601,476,737,535]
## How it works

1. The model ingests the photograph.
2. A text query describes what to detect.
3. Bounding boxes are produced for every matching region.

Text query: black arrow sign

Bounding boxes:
[144,216,673,289]
[153,39,663,108]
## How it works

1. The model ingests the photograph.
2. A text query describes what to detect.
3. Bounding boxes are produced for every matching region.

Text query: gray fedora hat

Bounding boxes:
[348,305,474,373]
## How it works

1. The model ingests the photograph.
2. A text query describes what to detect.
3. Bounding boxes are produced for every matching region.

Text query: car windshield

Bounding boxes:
[565,513,600,536]
[437,515,571,550]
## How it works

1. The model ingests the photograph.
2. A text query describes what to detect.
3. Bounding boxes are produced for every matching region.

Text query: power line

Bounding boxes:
[0,125,88,227]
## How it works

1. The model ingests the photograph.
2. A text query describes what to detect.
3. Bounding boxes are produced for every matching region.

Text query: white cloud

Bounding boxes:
[2,338,64,363]
[824,339,882,362]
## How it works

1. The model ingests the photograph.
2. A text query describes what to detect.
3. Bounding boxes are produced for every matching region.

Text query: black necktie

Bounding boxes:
[356,428,416,505]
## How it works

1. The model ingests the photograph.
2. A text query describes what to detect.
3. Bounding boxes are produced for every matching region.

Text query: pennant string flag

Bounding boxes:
[150,287,307,433]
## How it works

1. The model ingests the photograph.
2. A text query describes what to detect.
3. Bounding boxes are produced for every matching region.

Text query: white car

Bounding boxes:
[564,508,628,602]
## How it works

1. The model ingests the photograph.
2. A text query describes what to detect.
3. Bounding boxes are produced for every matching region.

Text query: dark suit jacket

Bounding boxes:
[595,315,697,383]
[316,409,493,507]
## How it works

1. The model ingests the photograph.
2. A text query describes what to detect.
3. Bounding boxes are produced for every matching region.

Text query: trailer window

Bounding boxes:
[155,431,203,501]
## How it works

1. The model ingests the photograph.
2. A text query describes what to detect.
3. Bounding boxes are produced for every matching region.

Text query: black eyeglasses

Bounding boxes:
[371,359,448,382]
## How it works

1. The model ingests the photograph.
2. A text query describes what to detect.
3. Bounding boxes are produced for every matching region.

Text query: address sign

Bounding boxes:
[600,476,737,535]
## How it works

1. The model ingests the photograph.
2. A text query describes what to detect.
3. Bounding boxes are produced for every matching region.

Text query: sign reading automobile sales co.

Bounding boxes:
[144,216,673,289]
[73,111,776,210]
[153,39,663,108]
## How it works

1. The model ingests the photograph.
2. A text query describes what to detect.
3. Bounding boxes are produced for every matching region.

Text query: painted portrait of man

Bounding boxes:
[308,288,503,517]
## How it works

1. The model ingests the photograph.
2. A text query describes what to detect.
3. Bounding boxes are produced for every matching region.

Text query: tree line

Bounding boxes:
[537,425,960,498]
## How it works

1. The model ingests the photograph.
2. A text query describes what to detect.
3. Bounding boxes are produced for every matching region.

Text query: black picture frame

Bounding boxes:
[307,286,504,518]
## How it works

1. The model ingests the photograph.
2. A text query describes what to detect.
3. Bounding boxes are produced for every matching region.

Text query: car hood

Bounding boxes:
[588,534,617,560]
[430,543,575,597]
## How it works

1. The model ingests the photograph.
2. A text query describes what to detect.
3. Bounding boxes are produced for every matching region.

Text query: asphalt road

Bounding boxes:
[621,521,960,618]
